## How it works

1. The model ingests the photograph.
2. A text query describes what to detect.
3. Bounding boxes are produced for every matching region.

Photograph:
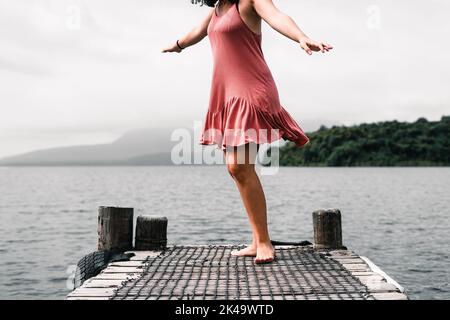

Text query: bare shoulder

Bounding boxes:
[202,7,215,23]
[206,7,215,18]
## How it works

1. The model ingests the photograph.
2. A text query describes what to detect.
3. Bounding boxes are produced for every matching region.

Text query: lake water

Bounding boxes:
[0,166,448,300]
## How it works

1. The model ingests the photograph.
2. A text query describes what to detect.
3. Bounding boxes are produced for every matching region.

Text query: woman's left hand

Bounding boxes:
[299,37,333,55]
[161,42,182,53]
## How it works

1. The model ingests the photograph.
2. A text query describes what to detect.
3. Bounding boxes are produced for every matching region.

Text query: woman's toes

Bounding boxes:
[254,254,276,264]
[254,243,275,264]
[231,245,257,257]
[254,256,274,264]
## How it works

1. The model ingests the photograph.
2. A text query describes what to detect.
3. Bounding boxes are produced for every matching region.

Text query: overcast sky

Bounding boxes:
[0,0,449,158]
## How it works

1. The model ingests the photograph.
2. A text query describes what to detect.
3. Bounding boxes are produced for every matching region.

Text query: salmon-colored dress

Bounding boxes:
[199,2,309,150]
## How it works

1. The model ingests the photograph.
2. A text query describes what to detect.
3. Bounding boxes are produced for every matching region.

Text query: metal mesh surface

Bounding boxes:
[111,245,374,300]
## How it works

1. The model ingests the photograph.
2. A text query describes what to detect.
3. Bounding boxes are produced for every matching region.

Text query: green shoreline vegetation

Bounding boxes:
[277,116,450,166]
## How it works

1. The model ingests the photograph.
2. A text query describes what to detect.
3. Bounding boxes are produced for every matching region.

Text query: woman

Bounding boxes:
[162,0,332,264]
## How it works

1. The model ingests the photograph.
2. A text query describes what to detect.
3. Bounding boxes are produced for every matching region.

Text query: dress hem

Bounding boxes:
[199,136,310,151]
[200,96,310,151]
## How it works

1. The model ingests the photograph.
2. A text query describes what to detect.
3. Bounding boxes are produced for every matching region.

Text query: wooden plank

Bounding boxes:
[371,292,408,300]
[349,271,379,276]
[66,296,111,300]
[340,263,371,271]
[354,274,385,284]
[125,251,162,260]
[324,250,357,256]
[365,282,399,293]
[276,245,310,250]
[82,279,126,288]
[102,267,145,273]
[67,287,116,297]
[109,261,146,267]
[329,258,366,264]
[93,273,141,280]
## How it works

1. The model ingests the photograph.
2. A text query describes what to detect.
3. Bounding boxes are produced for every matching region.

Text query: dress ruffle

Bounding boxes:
[200,96,310,150]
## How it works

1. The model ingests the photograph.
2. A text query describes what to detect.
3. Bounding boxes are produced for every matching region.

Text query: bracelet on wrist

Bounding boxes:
[176,40,185,50]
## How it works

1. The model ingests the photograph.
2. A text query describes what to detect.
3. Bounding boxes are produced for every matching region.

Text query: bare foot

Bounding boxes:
[231,245,257,257]
[254,242,275,264]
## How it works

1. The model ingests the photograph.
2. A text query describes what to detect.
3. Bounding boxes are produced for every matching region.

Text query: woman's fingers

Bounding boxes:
[322,42,333,51]
[317,42,324,53]
[300,40,312,55]
[301,44,312,55]
[308,40,323,52]
[161,44,182,53]
[301,39,333,55]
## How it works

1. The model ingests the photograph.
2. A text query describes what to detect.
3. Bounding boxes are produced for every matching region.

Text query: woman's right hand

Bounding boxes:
[161,42,182,53]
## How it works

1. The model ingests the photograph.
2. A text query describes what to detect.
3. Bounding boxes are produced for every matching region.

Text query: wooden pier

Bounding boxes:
[67,207,408,300]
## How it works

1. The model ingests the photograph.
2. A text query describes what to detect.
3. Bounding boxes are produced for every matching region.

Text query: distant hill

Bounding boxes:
[0,128,177,166]
[276,116,450,166]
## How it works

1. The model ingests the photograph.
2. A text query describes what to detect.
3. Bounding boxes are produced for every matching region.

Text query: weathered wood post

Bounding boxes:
[97,206,134,251]
[135,216,168,250]
[313,209,343,249]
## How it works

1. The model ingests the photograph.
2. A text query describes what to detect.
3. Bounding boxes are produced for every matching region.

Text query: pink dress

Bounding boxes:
[200,2,310,150]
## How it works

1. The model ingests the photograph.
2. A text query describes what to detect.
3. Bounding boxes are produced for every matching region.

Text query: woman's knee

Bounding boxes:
[227,163,253,182]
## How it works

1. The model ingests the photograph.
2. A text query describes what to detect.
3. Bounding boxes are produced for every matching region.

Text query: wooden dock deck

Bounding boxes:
[67,207,407,300]
[67,244,407,300]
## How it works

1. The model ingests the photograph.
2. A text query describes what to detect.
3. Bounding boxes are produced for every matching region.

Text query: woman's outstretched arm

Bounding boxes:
[253,0,333,55]
[162,9,215,53]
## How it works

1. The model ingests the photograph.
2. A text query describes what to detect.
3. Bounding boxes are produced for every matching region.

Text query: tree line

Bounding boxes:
[276,116,450,166]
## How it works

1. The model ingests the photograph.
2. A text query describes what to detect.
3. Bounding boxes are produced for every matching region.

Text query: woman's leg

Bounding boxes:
[225,142,275,263]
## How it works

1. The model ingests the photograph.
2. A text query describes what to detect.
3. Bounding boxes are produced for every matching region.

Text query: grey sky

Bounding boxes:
[0,0,449,158]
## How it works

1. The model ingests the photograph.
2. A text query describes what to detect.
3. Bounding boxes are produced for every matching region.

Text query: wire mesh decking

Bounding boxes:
[68,209,408,300]
[110,245,374,300]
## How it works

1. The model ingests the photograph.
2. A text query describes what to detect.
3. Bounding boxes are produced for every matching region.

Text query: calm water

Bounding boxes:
[0,166,449,299]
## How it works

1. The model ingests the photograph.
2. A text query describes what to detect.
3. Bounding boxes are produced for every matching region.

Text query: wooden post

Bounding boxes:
[313,209,343,250]
[97,206,134,251]
[135,216,168,250]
